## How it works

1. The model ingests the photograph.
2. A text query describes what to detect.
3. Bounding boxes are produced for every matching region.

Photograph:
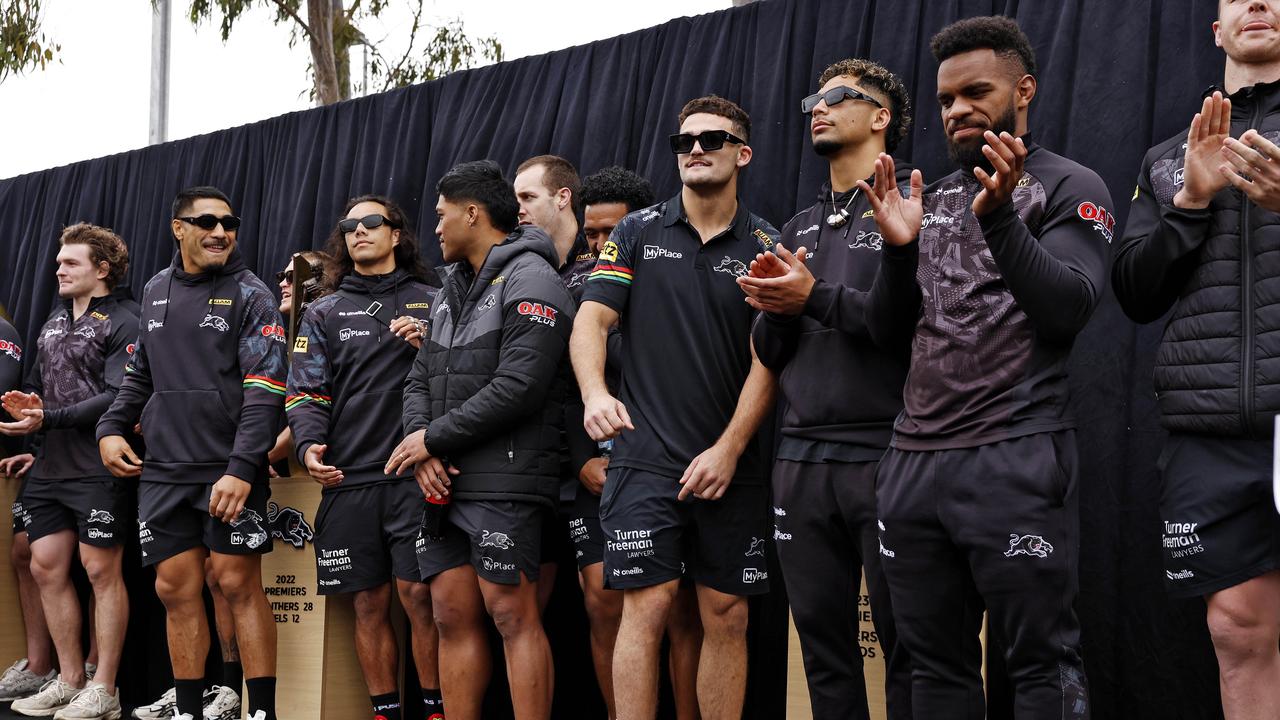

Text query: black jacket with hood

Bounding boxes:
[402,225,575,506]
[287,268,437,490]
[96,248,288,484]
[753,170,913,459]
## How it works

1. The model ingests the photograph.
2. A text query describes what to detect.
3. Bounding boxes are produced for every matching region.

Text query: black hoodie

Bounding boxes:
[402,225,575,506]
[97,247,288,484]
[27,294,138,481]
[752,170,913,460]
[287,268,437,490]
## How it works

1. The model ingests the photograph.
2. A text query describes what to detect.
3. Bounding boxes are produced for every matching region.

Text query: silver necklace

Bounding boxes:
[826,188,859,229]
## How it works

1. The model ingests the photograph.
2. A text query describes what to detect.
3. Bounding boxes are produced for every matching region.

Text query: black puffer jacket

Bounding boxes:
[1113,80,1280,438]
[402,226,575,505]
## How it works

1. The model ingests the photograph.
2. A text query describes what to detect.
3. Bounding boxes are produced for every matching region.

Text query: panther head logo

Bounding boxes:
[479,530,515,550]
[267,501,314,549]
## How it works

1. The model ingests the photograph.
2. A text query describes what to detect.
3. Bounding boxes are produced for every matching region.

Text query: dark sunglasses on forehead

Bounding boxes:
[338,213,400,234]
[801,86,884,114]
[668,129,747,155]
[177,214,242,231]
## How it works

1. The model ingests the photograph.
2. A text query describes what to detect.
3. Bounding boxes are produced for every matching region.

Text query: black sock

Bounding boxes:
[221,660,243,691]
[245,676,277,720]
[174,678,204,718]
[371,691,401,720]
[421,686,444,719]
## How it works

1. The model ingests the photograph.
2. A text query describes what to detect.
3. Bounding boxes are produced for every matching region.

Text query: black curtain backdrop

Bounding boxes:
[0,0,1233,718]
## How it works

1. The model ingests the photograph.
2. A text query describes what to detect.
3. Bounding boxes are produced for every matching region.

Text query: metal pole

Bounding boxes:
[149,0,171,145]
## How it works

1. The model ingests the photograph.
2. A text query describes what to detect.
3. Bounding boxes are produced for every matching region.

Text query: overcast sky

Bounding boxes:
[0,0,730,180]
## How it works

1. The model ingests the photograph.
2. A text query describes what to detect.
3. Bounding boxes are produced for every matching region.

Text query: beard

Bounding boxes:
[946,102,1018,175]
[812,136,843,157]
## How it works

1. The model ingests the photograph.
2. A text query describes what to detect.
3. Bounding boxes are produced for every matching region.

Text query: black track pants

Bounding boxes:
[876,431,1089,720]
[773,459,912,720]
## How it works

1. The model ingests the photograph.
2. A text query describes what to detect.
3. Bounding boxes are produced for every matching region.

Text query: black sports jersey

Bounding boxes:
[581,194,779,481]
[28,295,138,482]
[286,269,437,491]
[97,248,288,484]
[868,139,1113,450]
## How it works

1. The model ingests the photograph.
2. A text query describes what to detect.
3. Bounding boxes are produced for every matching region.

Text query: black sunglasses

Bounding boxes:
[801,86,884,114]
[338,214,399,234]
[275,269,294,284]
[177,214,241,231]
[668,129,747,154]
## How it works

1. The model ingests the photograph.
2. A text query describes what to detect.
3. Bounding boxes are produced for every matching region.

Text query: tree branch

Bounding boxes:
[381,0,423,91]
[266,0,314,43]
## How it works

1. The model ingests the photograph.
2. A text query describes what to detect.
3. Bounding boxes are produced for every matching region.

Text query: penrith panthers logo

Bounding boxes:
[1004,533,1054,559]
[199,315,230,333]
[87,509,115,524]
[267,501,314,548]
[479,530,515,549]
[713,256,748,278]
[229,509,269,549]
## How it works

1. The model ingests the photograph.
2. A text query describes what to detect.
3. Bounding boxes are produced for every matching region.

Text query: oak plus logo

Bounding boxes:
[1004,533,1054,559]
[0,339,20,362]
[1077,201,1116,244]
[260,324,286,343]
[516,302,557,327]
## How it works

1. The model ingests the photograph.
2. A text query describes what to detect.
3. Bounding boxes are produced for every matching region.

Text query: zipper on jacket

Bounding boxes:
[506,437,514,463]
[1240,96,1262,438]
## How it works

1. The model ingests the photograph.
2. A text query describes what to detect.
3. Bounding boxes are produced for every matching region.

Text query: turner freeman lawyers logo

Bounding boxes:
[1004,533,1054,558]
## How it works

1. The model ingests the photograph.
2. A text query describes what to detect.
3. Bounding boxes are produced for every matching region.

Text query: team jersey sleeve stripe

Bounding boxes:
[244,375,287,395]
[589,263,634,285]
[285,392,331,409]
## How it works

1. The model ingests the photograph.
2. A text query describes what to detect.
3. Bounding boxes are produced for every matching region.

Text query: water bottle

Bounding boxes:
[420,494,450,540]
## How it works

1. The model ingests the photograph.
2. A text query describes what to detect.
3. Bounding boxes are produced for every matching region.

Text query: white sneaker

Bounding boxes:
[200,686,239,720]
[246,712,266,720]
[170,714,193,720]
[0,658,57,701]
[11,677,78,716]
[52,683,122,720]
[130,687,175,720]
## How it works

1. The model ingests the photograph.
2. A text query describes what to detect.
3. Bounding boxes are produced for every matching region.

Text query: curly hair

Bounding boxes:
[323,195,430,290]
[579,167,656,213]
[678,95,751,142]
[930,16,1037,78]
[59,223,129,290]
[818,59,913,154]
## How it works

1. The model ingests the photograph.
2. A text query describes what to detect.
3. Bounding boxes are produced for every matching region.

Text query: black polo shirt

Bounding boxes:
[581,193,778,483]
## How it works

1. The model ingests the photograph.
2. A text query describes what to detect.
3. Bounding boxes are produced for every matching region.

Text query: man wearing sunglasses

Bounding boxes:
[737,58,914,720]
[97,186,287,720]
[571,95,778,720]
[859,17,1111,718]
[288,195,442,720]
